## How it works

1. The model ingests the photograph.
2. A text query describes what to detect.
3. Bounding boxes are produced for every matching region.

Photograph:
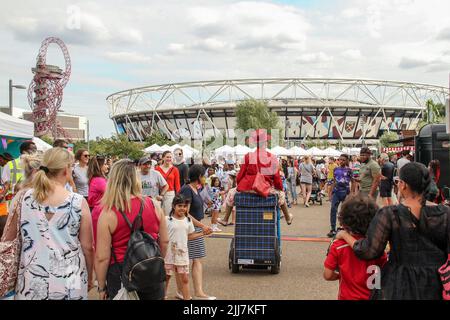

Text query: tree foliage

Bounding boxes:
[379,131,400,148]
[235,99,280,132]
[73,134,144,160]
[144,131,175,148]
[417,99,446,130]
[40,135,54,146]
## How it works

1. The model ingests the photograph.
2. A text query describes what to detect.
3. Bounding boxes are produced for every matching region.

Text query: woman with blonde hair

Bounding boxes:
[3,147,94,300]
[95,159,169,300]
[1,153,43,249]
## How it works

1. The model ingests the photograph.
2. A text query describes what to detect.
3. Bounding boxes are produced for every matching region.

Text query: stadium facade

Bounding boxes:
[107,78,449,146]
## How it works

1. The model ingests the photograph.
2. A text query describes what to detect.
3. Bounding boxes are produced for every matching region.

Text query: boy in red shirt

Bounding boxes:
[323,195,387,300]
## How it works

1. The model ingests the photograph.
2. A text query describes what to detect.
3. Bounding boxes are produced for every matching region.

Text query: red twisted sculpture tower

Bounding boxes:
[28,37,71,138]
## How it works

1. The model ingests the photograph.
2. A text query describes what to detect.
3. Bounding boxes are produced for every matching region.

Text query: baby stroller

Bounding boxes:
[309,176,323,206]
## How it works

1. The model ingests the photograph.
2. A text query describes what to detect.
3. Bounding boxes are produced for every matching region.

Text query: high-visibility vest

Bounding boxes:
[8,158,23,193]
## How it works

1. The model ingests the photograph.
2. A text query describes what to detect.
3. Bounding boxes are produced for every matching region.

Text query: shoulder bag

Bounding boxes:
[0,191,26,297]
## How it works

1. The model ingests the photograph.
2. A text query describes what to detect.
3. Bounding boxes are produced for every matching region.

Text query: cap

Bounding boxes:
[226,159,235,165]
[139,156,152,165]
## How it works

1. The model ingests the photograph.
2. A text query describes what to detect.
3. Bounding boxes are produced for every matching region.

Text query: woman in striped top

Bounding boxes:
[156,151,181,215]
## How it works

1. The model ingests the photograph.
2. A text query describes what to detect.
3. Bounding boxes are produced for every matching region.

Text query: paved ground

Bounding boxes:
[164,196,339,300]
[90,194,341,300]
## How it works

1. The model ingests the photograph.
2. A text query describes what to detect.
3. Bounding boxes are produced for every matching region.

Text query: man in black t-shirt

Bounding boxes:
[379,153,395,206]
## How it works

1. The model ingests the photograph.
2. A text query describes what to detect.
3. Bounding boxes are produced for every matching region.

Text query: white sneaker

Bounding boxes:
[211,225,222,232]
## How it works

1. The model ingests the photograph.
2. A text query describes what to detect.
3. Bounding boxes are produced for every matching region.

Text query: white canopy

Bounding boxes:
[234,145,253,155]
[144,143,200,158]
[178,145,200,159]
[342,147,361,155]
[144,144,163,153]
[323,147,342,157]
[0,111,33,139]
[160,144,172,152]
[269,146,293,156]
[214,145,235,156]
[307,147,325,156]
[32,137,52,152]
[290,146,308,156]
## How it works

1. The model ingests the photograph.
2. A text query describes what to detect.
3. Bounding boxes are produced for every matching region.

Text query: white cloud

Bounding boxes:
[341,49,362,60]
[186,1,310,52]
[399,57,429,69]
[2,0,450,138]
[104,51,152,64]
[342,8,363,18]
[296,52,333,64]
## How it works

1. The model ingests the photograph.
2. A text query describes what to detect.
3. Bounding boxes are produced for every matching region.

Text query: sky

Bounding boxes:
[1,0,450,138]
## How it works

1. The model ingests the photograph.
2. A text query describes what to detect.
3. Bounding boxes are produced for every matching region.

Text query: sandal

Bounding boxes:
[227,222,235,226]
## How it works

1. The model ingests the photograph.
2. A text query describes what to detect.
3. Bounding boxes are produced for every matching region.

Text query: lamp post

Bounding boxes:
[9,79,27,116]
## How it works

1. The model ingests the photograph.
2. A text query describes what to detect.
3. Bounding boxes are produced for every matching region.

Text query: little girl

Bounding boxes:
[165,194,205,300]
[210,177,225,232]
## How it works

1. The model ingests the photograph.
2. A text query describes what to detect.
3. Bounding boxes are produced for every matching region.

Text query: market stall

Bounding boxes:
[0,111,34,158]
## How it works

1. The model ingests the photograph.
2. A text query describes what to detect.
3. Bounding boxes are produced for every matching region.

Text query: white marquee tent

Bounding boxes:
[323,147,342,157]
[33,137,52,152]
[214,145,235,156]
[269,146,293,156]
[144,144,164,153]
[234,145,254,155]
[290,146,308,156]
[0,111,33,139]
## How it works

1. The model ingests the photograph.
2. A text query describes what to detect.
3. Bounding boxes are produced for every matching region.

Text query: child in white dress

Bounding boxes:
[164,194,205,300]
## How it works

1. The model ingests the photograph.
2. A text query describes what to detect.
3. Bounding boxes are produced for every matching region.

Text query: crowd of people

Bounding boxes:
[0,133,449,300]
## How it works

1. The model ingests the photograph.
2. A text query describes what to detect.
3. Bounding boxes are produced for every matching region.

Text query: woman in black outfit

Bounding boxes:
[336,162,450,300]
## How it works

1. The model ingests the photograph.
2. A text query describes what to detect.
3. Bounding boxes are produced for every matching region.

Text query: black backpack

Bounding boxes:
[115,198,166,293]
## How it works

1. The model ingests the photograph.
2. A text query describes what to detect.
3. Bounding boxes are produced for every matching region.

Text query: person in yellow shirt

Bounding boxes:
[326,157,338,201]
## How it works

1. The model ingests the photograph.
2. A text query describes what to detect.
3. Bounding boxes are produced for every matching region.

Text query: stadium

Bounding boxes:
[106,78,449,146]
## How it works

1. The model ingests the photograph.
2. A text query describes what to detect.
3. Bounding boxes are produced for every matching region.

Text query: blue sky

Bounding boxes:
[1,0,450,138]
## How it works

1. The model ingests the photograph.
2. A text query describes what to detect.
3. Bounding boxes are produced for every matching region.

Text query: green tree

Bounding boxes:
[72,135,144,160]
[379,131,400,148]
[418,99,446,130]
[40,135,54,146]
[235,99,282,145]
[144,131,175,148]
[104,134,144,159]
[235,99,280,132]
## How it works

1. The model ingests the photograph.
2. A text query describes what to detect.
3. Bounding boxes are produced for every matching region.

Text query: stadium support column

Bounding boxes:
[327,107,344,144]
[301,106,327,144]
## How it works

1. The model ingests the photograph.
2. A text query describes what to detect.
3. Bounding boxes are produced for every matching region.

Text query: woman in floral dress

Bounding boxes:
[14,148,94,300]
